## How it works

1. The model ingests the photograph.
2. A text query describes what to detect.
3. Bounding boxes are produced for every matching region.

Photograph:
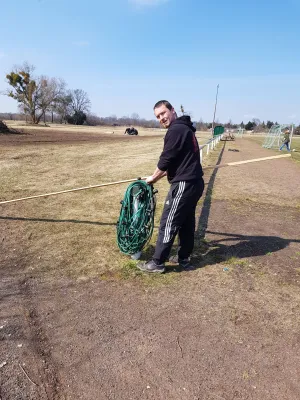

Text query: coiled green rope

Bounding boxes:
[117,180,156,255]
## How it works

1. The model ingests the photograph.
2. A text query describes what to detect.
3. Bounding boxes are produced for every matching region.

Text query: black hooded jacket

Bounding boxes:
[157,116,203,183]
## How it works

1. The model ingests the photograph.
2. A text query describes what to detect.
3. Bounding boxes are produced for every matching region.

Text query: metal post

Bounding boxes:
[200,148,203,163]
[212,84,219,137]
[290,124,294,150]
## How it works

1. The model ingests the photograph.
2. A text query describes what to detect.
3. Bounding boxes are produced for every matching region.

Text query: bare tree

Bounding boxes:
[131,113,139,120]
[69,89,91,114]
[37,77,66,124]
[53,94,72,123]
[5,62,66,124]
[252,118,261,126]
[86,113,104,126]
[225,119,233,128]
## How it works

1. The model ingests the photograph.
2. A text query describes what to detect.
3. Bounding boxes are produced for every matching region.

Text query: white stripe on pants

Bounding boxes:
[163,181,186,243]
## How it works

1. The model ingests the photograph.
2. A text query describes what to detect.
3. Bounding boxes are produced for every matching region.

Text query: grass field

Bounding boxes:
[0,124,215,282]
[5,120,166,136]
[2,126,296,281]
[246,134,300,163]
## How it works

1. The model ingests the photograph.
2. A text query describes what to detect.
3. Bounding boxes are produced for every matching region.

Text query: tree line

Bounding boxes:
[2,108,299,133]
[2,63,299,132]
[241,119,278,131]
[0,110,161,128]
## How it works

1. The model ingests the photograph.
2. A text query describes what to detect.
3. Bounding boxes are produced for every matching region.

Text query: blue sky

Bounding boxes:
[0,0,299,124]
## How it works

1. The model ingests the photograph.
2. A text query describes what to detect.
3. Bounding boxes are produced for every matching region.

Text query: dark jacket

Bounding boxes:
[157,116,203,183]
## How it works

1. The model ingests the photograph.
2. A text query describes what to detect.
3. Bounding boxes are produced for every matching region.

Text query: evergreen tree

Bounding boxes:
[245,121,254,130]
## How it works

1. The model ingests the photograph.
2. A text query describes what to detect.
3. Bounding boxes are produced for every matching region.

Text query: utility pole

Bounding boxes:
[212,84,219,137]
[290,124,294,150]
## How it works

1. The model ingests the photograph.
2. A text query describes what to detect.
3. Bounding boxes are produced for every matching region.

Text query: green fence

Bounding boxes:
[214,126,225,136]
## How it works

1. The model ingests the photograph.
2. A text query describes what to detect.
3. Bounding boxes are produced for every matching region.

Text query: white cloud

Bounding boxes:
[129,0,169,6]
[72,40,90,47]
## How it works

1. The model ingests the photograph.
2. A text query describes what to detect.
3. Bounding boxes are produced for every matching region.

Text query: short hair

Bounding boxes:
[153,100,173,111]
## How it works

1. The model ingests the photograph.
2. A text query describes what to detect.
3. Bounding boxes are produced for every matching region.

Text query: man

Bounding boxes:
[279,129,290,151]
[138,100,204,273]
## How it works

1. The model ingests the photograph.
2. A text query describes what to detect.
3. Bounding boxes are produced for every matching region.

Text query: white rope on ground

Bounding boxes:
[0,154,291,205]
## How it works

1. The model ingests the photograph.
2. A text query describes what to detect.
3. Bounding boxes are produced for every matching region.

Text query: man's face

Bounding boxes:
[154,104,176,128]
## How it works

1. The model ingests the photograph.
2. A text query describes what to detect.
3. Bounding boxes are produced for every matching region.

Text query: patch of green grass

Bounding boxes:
[242,371,250,380]
[115,260,178,286]
[256,270,266,278]
[224,256,248,266]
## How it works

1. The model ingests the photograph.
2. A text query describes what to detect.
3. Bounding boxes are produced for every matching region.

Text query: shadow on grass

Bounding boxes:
[177,231,300,273]
[138,244,156,261]
[0,216,161,228]
[131,231,300,274]
[0,216,116,226]
[197,140,226,239]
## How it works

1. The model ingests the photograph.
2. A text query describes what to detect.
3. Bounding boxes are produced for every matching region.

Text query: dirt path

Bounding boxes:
[0,129,161,146]
[1,138,300,400]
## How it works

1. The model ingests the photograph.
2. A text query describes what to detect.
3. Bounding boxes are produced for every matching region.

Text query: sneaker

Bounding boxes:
[137,260,165,274]
[179,259,195,271]
[169,255,195,271]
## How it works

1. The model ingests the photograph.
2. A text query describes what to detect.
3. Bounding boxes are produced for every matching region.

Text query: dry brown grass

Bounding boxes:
[5,120,211,139]
[0,125,216,280]
[5,120,164,136]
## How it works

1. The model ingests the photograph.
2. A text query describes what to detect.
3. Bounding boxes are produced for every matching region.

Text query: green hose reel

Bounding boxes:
[117,180,157,256]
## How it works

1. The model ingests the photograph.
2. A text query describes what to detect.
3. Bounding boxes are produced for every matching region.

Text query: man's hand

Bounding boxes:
[146,175,155,184]
[144,168,167,185]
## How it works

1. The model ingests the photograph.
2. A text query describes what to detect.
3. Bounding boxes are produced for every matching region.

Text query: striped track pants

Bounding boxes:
[153,179,204,265]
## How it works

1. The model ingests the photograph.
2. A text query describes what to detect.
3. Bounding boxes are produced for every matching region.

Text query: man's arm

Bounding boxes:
[145,167,167,184]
